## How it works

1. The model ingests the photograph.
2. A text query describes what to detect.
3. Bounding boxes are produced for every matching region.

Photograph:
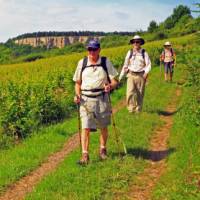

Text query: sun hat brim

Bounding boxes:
[129,38,145,45]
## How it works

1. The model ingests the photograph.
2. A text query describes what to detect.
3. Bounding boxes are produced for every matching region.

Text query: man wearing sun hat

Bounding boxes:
[160,41,176,82]
[73,39,118,165]
[119,35,151,113]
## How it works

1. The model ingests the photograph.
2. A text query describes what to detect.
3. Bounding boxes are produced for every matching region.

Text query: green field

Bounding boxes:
[0,21,199,200]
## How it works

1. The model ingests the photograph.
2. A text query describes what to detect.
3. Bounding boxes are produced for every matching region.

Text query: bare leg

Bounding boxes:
[100,127,108,148]
[81,128,90,153]
[99,127,108,160]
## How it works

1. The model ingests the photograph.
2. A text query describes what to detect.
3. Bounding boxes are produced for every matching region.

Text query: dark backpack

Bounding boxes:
[80,56,111,83]
[129,49,146,60]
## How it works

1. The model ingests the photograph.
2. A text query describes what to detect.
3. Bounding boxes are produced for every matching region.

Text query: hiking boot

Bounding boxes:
[99,148,107,160]
[78,153,89,165]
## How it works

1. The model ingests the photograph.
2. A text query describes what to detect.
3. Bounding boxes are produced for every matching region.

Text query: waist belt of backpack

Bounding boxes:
[81,88,105,98]
[81,88,104,92]
[82,93,105,98]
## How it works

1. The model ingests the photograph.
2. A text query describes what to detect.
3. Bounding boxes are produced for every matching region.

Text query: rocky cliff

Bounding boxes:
[14,36,104,48]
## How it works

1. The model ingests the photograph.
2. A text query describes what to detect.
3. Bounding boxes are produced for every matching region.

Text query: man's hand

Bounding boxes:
[74,94,81,104]
[124,67,129,73]
[104,84,112,93]
[143,73,148,82]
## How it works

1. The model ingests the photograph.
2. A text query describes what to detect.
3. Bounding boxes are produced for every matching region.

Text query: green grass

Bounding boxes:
[0,118,77,193]
[25,64,183,200]
[0,35,197,198]
[152,87,200,200]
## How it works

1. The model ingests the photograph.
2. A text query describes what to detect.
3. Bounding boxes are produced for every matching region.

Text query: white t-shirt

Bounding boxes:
[73,56,118,96]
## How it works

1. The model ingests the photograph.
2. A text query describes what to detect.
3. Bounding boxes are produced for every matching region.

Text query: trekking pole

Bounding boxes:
[76,103,82,154]
[160,60,163,82]
[107,91,127,156]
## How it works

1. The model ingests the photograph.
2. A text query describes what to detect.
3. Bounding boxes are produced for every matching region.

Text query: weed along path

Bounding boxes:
[122,89,181,200]
[0,98,126,200]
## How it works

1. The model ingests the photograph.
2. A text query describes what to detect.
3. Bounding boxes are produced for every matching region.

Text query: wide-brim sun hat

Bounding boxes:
[87,39,100,49]
[164,41,172,46]
[129,35,145,45]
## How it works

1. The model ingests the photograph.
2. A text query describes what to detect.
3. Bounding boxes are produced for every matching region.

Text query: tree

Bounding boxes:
[148,20,158,32]
[164,5,191,29]
[172,5,191,22]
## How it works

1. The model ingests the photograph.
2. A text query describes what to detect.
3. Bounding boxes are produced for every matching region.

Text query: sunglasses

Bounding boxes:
[131,40,141,44]
[88,48,98,52]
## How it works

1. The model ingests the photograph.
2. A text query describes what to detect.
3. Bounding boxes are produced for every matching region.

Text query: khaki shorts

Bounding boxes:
[80,93,111,131]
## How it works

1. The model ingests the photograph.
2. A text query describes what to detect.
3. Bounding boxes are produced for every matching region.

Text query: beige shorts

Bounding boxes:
[80,93,111,131]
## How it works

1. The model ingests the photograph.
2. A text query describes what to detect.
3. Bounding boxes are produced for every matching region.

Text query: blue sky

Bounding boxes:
[0,0,198,42]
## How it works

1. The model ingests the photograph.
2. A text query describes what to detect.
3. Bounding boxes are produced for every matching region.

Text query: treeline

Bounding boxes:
[13,31,138,40]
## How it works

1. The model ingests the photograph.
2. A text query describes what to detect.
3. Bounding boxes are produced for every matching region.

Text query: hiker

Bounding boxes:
[119,35,151,113]
[160,41,176,82]
[73,39,118,165]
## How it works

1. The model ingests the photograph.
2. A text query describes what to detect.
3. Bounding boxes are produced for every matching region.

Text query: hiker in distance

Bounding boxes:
[119,35,151,113]
[73,39,118,165]
[160,41,176,82]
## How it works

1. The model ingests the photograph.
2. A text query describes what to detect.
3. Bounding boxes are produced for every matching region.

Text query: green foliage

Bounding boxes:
[148,20,158,32]
[0,34,197,139]
[164,5,191,29]
[100,35,131,48]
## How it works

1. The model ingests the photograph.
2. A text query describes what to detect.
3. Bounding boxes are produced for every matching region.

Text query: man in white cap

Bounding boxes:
[73,39,118,165]
[160,41,176,82]
[119,35,151,113]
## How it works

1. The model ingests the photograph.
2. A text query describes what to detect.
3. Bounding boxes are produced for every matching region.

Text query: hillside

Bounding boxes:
[0,32,199,199]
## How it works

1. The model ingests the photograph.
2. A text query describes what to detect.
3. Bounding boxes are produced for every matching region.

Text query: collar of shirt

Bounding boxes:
[132,48,142,55]
[87,56,101,66]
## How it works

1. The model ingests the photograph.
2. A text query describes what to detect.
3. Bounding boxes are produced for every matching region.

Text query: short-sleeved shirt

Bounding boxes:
[73,56,118,96]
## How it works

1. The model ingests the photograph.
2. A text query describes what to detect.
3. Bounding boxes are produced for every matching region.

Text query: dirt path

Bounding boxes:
[122,89,181,200]
[0,99,126,200]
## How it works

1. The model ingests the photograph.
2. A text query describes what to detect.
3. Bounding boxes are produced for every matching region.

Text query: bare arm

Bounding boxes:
[119,51,131,81]
[104,78,119,92]
[74,81,81,104]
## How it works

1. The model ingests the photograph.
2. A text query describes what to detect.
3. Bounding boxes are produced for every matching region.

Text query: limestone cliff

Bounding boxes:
[14,36,104,48]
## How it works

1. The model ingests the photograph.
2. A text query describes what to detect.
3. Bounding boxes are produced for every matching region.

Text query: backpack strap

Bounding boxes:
[101,57,111,83]
[170,48,174,56]
[80,56,88,82]
[129,49,133,59]
[129,49,145,60]
[80,56,111,83]
[141,49,145,60]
